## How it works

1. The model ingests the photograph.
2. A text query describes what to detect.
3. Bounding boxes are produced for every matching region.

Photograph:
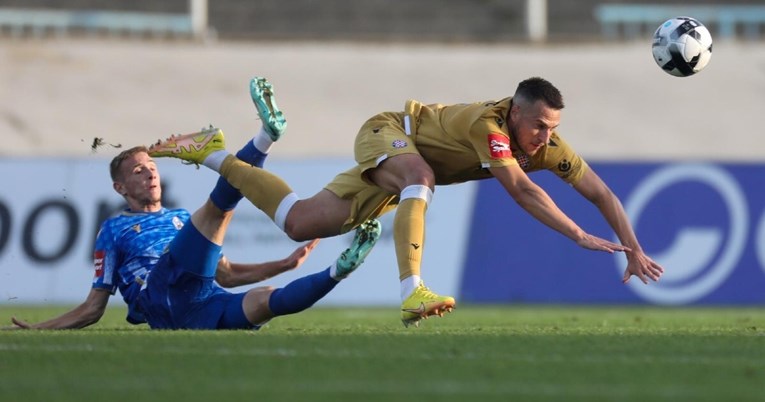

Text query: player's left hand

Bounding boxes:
[576,233,631,254]
[622,250,665,285]
[284,239,320,271]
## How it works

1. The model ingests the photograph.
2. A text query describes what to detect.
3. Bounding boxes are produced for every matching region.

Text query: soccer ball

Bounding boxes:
[652,17,713,77]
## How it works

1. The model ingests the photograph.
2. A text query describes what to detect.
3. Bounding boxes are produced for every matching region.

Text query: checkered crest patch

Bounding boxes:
[516,153,530,170]
[392,139,408,149]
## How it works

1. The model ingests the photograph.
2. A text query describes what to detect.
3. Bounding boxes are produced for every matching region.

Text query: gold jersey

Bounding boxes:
[405,98,588,185]
[327,97,589,232]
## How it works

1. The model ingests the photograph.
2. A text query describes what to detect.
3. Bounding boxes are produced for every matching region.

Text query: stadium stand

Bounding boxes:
[1,0,765,41]
[595,4,765,40]
[0,8,192,38]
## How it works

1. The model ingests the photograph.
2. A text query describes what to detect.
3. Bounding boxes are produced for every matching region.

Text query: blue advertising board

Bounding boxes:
[460,162,765,305]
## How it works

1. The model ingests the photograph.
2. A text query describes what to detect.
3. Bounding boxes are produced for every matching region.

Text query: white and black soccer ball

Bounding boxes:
[652,17,713,77]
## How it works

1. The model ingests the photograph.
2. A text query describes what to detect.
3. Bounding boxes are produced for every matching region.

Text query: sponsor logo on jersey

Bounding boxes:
[93,250,105,278]
[488,133,511,159]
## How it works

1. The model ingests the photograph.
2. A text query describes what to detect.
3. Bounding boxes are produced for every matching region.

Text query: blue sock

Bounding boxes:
[268,268,338,316]
[209,140,268,211]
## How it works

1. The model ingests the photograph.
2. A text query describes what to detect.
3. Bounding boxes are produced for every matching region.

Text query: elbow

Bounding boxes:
[283,221,312,242]
[215,267,236,288]
[216,263,249,288]
[216,276,237,288]
[215,256,240,288]
[589,187,618,209]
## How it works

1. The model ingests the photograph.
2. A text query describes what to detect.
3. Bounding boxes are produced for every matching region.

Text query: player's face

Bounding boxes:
[115,151,162,212]
[509,100,560,156]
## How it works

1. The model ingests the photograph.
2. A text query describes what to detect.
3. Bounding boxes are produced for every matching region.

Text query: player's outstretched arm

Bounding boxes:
[215,239,320,288]
[573,169,665,284]
[9,288,110,330]
[490,164,629,254]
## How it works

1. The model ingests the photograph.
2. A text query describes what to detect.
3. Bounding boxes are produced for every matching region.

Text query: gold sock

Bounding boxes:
[394,198,428,281]
[220,155,293,220]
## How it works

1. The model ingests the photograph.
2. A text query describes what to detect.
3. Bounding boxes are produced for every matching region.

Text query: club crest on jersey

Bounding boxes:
[558,159,571,172]
[172,216,184,230]
[391,139,408,149]
[488,133,511,159]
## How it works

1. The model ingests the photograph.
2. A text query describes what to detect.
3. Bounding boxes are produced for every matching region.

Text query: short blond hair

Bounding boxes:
[109,145,149,181]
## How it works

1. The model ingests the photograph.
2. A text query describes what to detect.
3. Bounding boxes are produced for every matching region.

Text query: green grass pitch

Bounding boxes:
[1,305,763,402]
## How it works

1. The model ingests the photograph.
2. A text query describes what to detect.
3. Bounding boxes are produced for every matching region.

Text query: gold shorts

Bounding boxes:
[354,111,421,179]
[325,111,422,233]
[324,166,399,234]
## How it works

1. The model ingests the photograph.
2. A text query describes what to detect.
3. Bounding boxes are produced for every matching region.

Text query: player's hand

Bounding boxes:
[284,239,320,271]
[622,250,665,285]
[576,233,631,254]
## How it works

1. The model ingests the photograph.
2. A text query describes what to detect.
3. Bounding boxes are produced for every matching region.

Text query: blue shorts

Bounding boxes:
[138,223,257,330]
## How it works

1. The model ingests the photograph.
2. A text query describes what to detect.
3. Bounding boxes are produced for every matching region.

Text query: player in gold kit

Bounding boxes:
[149,77,665,327]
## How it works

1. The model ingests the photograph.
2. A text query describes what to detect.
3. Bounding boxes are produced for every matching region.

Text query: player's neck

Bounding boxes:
[128,202,162,213]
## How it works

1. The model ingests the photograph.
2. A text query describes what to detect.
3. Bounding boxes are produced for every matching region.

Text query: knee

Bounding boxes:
[245,285,275,304]
[408,167,435,190]
[372,155,436,192]
[283,219,310,242]
[407,162,435,184]
[281,202,330,241]
[243,286,277,324]
[278,193,347,241]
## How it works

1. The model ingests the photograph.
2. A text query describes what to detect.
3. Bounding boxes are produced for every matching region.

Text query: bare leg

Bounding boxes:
[240,219,381,325]
[189,199,234,245]
[241,286,276,324]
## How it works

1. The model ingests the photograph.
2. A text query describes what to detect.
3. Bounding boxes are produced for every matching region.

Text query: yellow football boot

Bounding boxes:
[400,282,456,327]
[148,126,225,166]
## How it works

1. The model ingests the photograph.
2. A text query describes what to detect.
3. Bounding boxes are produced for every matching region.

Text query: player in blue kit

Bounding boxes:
[9,77,381,330]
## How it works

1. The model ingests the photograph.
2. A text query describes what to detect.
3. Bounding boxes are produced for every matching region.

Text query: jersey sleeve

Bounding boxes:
[543,132,589,185]
[91,222,119,295]
[468,116,518,169]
